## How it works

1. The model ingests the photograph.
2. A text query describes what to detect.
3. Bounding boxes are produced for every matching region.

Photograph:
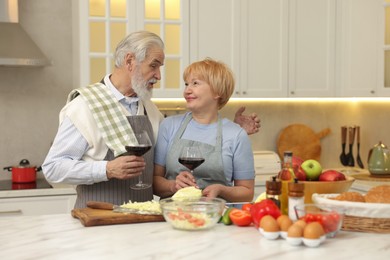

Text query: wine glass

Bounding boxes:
[178,146,205,175]
[125,131,152,190]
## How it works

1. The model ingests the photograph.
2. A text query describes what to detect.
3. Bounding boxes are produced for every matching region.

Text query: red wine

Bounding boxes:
[178,157,205,171]
[125,145,152,156]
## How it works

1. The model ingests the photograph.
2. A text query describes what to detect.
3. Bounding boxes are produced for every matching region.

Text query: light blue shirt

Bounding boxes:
[42,75,137,185]
[154,113,255,185]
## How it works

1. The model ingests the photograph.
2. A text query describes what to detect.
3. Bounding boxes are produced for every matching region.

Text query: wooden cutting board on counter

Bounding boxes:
[71,207,165,227]
[277,124,331,161]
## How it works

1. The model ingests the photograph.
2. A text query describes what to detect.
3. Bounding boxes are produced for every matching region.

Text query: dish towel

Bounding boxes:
[68,83,138,157]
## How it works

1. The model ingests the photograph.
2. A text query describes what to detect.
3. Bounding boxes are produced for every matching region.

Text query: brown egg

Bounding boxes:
[303,222,325,239]
[287,224,303,238]
[277,215,289,226]
[260,215,280,232]
[279,217,293,232]
[294,219,307,229]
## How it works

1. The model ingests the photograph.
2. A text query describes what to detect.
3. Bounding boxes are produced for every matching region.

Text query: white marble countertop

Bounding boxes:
[0,213,389,260]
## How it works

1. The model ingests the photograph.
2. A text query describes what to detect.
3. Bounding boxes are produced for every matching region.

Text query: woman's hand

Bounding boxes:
[173,171,198,192]
[202,184,223,199]
[106,155,145,180]
[234,106,261,135]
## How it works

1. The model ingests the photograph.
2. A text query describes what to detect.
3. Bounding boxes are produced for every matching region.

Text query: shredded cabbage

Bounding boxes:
[172,187,202,201]
[120,200,162,214]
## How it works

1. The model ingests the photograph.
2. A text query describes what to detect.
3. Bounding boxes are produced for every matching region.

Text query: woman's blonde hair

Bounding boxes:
[183,58,235,109]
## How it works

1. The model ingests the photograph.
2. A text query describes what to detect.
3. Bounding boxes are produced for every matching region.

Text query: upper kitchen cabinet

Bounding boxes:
[73,0,387,98]
[238,0,289,97]
[72,0,189,98]
[338,0,384,97]
[188,0,255,97]
[287,0,337,97]
[378,0,390,96]
[192,0,338,97]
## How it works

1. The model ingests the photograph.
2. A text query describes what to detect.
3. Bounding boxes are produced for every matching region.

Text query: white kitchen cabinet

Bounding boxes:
[287,0,337,97]
[74,0,385,98]
[192,0,337,97]
[239,0,289,97]
[0,195,76,216]
[338,0,383,97]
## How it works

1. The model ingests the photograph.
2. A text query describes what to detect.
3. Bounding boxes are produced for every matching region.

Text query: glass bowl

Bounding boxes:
[294,203,345,238]
[159,197,226,231]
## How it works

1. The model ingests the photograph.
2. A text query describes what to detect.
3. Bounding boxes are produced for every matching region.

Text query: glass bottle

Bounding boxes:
[266,176,281,209]
[288,178,305,221]
[277,151,296,215]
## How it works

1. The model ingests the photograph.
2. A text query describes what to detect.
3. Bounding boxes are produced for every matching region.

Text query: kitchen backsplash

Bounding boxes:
[155,99,390,170]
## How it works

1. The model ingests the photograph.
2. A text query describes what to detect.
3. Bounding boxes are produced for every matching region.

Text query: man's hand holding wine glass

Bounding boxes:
[106,155,145,180]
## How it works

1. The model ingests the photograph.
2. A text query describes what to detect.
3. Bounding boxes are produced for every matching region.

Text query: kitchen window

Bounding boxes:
[75,0,188,97]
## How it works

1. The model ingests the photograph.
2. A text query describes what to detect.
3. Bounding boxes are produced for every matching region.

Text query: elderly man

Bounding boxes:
[42,31,260,208]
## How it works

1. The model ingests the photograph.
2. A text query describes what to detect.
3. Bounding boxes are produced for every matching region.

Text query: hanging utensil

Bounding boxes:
[356,126,364,168]
[339,126,348,166]
[346,126,355,167]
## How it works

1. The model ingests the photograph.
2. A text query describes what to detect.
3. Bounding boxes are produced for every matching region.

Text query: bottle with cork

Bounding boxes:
[277,151,296,215]
[266,176,281,209]
[288,178,305,221]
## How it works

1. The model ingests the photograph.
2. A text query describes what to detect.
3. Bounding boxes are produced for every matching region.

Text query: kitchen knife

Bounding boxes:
[86,201,162,215]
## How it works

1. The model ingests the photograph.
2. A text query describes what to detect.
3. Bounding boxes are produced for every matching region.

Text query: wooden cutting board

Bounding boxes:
[277,124,331,161]
[71,208,165,227]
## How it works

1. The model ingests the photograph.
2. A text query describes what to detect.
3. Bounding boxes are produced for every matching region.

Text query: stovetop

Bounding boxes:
[0,179,53,191]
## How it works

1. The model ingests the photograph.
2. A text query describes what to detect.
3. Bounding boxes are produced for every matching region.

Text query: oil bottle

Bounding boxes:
[277,151,296,215]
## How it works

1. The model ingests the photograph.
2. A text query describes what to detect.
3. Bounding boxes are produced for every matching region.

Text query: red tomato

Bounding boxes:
[301,212,341,233]
[229,209,253,226]
[242,203,253,212]
[249,199,281,228]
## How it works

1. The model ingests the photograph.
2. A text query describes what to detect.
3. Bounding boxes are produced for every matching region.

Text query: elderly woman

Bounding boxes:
[153,58,255,202]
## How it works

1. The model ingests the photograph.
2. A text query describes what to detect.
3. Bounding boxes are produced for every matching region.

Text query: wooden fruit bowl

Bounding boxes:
[301,176,355,203]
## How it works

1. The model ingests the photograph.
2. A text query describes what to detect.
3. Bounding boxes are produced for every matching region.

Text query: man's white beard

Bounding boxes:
[132,69,153,100]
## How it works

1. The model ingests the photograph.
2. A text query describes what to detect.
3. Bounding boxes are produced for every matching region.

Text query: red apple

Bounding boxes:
[292,156,304,169]
[319,170,346,181]
[295,166,307,181]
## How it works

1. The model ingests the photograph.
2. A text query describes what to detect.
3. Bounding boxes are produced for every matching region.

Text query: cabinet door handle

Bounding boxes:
[370,90,375,94]
[0,209,23,215]
[242,91,247,95]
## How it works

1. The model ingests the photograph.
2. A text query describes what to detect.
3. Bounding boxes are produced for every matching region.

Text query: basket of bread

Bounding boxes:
[312,185,390,233]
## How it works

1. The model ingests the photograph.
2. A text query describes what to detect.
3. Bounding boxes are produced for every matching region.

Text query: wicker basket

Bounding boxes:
[342,215,390,233]
[312,193,390,233]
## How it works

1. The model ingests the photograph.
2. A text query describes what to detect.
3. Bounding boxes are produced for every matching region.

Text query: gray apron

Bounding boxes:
[165,114,227,190]
[74,115,154,208]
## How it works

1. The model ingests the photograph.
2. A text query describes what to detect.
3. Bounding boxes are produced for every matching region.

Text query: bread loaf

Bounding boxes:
[364,185,390,203]
[333,192,365,202]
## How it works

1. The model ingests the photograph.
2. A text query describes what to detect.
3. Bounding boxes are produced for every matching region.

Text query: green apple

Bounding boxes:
[300,159,322,181]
